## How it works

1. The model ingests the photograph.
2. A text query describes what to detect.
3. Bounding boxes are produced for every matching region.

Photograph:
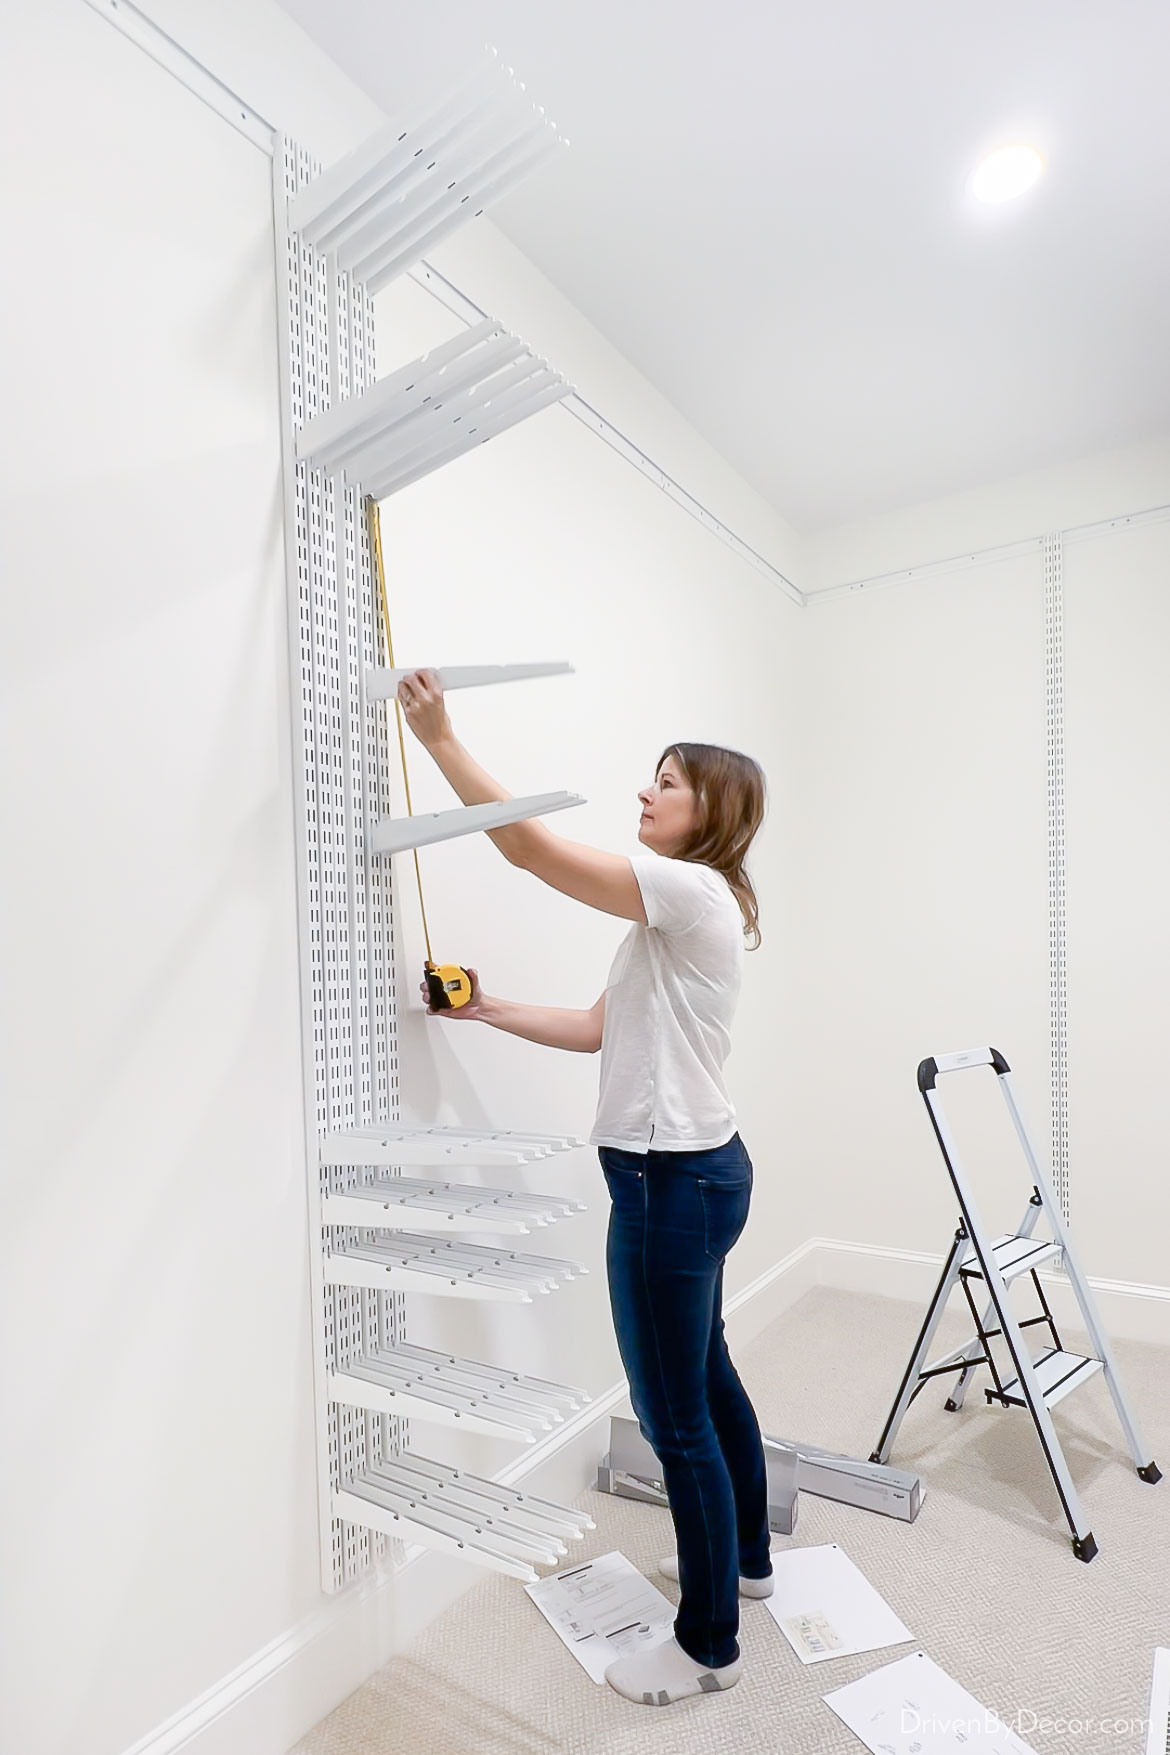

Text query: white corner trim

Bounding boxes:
[806,501,1170,604]
[404,263,805,607]
[1066,1267,1170,1308]
[804,1235,1170,1347]
[116,1592,364,1755]
[82,0,275,148]
[724,1233,823,1313]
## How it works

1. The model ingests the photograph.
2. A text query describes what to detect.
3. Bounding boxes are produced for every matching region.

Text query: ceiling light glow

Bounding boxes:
[970,144,1046,204]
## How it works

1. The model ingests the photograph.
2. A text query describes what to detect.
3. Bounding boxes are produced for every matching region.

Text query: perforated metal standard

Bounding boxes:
[270,110,601,1588]
[1044,533,1070,1241]
[274,135,403,1590]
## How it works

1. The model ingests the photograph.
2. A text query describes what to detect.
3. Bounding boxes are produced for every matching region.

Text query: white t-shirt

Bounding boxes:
[589,853,745,1153]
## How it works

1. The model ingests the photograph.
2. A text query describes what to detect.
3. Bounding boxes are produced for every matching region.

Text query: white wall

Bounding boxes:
[1,6,806,1755]
[787,551,1053,1257]
[1,9,317,1755]
[796,448,1170,1294]
[806,433,1170,589]
[1061,517,1170,1289]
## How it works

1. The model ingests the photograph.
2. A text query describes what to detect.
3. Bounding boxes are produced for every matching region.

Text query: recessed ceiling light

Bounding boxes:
[970,143,1046,204]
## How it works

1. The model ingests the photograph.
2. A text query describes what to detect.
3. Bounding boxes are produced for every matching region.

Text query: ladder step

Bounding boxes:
[960,1233,1061,1282]
[997,1348,1103,1410]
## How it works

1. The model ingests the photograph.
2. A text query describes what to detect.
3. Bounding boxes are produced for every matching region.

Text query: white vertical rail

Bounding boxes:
[273,131,339,1603]
[275,136,403,1591]
[1044,533,1070,1252]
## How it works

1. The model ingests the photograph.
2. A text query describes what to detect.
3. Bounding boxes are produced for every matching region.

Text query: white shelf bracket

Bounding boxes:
[286,49,568,295]
[371,791,585,856]
[296,317,572,500]
[366,662,573,701]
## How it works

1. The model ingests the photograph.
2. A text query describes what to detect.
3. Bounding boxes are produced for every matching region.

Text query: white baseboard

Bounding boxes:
[801,1236,1170,1347]
[121,1237,1169,1755]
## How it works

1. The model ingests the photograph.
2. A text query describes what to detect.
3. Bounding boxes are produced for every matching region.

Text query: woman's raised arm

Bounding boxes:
[398,669,646,923]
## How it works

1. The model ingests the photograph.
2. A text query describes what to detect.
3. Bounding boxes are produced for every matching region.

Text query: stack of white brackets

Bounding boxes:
[272,56,594,1590]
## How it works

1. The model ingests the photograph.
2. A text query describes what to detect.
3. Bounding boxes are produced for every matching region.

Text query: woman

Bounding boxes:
[399,667,771,1708]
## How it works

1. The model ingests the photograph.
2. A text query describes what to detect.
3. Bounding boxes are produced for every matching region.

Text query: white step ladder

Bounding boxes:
[871,1046,1161,1562]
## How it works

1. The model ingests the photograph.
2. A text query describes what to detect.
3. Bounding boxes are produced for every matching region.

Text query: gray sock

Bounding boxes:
[605,1637,743,1706]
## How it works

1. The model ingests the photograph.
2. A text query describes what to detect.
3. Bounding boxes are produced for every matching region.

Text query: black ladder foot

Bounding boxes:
[1138,1460,1162,1484]
[1072,1531,1098,1563]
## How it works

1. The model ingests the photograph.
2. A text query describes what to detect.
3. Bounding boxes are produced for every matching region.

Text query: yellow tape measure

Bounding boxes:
[367,498,474,1011]
[424,963,474,1011]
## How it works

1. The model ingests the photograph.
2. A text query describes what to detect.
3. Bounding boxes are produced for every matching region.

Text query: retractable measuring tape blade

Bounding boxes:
[366,497,474,1012]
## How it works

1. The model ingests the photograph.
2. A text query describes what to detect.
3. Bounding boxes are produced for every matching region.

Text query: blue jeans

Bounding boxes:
[599,1132,771,1669]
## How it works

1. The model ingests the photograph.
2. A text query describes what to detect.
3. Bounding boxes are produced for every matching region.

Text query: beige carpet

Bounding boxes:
[291,1286,1170,1755]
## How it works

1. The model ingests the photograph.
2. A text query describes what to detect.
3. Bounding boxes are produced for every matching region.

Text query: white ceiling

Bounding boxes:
[275,0,1170,532]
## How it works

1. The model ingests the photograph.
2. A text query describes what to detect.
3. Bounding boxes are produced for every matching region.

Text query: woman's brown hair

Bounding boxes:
[657,742,766,949]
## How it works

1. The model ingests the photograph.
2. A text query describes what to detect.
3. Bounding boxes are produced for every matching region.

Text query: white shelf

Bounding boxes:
[431,1128,586,1149]
[320,1125,586,1169]
[370,791,584,857]
[296,319,506,469]
[286,54,567,294]
[365,662,572,702]
[335,1451,593,1583]
[330,1342,590,1441]
[295,317,570,502]
[323,1232,587,1301]
[321,1175,583,1235]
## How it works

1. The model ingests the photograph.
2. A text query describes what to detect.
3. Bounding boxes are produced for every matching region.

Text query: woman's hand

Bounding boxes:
[418,966,489,1021]
[398,668,453,749]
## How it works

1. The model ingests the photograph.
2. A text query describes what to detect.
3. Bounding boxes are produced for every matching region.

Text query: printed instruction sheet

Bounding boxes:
[823,1649,1041,1754]
[525,1551,676,1685]
[763,1542,915,1663]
